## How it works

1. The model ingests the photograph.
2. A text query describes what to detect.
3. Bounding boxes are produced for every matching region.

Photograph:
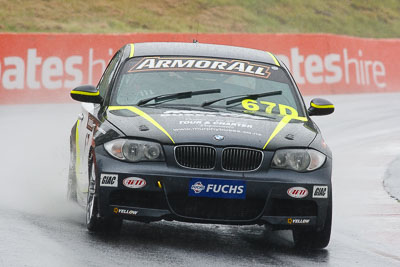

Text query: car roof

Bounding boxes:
[123,42,281,66]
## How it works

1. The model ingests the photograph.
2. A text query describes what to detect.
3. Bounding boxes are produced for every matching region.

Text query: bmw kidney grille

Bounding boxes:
[174,145,263,171]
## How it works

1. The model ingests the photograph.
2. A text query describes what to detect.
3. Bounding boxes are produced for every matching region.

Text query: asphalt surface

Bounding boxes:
[0,92,399,266]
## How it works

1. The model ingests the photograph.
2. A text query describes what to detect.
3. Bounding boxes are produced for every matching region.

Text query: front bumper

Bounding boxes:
[95,146,332,231]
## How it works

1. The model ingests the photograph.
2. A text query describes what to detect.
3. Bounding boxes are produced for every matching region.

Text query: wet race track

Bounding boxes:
[0,93,400,266]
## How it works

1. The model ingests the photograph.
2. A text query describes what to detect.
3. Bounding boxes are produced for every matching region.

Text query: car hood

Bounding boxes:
[105,106,317,150]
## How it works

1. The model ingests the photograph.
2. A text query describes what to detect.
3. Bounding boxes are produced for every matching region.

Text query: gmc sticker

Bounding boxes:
[312,185,328,198]
[100,174,118,187]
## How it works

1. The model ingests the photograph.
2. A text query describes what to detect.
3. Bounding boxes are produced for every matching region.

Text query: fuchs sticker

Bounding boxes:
[313,186,328,198]
[287,187,308,198]
[123,177,146,189]
[191,181,206,193]
[189,178,246,199]
[100,174,118,187]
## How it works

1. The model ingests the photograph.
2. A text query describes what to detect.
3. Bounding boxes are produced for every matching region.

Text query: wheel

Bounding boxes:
[86,156,122,233]
[292,200,332,249]
[86,160,101,231]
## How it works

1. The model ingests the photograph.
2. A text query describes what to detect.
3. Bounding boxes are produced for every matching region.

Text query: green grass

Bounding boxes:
[1,0,400,38]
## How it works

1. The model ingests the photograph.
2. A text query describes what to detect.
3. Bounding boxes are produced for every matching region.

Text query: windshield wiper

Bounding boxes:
[201,90,282,107]
[137,89,221,106]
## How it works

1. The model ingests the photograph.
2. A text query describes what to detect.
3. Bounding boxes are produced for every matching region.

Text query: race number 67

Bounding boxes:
[242,99,300,117]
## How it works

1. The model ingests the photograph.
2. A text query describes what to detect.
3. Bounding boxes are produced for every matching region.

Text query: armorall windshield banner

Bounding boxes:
[0,33,399,104]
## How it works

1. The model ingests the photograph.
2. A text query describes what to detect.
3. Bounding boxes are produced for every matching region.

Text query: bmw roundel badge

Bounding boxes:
[214,134,224,141]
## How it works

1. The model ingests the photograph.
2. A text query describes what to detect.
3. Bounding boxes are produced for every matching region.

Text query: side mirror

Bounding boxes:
[308,98,334,116]
[70,85,103,104]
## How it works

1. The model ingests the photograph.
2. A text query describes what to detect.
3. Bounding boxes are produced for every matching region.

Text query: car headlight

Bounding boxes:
[271,149,326,172]
[104,139,165,162]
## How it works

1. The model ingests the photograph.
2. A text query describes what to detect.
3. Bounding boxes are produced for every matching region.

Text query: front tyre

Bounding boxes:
[86,159,122,232]
[292,200,332,249]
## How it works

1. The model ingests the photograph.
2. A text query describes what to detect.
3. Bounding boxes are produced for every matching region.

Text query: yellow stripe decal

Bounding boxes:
[129,43,135,58]
[311,102,334,109]
[263,115,307,150]
[71,90,100,96]
[108,106,175,144]
[263,116,291,149]
[267,52,280,66]
[75,120,80,177]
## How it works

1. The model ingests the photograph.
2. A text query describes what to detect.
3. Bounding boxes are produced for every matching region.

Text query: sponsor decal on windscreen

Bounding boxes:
[189,178,246,199]
[128,57,272,79]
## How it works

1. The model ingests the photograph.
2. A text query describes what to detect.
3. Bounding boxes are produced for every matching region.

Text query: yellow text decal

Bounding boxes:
[241,99,307,149]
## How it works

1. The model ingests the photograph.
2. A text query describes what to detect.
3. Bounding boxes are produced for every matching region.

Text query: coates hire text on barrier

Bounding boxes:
[0,33,398,104]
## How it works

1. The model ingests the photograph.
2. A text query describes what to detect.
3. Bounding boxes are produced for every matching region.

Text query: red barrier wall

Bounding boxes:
[0,33,399,104]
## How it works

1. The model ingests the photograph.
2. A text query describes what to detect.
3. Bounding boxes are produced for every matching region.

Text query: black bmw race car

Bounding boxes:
[68,42,334,249]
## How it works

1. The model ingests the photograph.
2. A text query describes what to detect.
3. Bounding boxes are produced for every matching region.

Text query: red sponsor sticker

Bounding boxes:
[123,177,147,189]
[287,187,308,198]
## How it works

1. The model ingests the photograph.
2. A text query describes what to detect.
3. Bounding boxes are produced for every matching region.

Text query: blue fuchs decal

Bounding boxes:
[188,178,246,199]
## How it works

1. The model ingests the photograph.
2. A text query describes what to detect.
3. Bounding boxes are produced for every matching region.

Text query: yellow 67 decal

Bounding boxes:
[241,99,308,149]
[242,99,307,122]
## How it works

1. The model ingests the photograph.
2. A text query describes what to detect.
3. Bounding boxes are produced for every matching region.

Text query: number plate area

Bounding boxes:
[188,178,246,199]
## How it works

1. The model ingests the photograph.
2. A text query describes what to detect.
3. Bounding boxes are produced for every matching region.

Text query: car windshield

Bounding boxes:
[110,56,305,117]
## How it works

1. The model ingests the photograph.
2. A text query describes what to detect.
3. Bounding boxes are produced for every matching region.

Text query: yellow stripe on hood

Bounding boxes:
[108,106,175,144]
[263,115,307,150]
